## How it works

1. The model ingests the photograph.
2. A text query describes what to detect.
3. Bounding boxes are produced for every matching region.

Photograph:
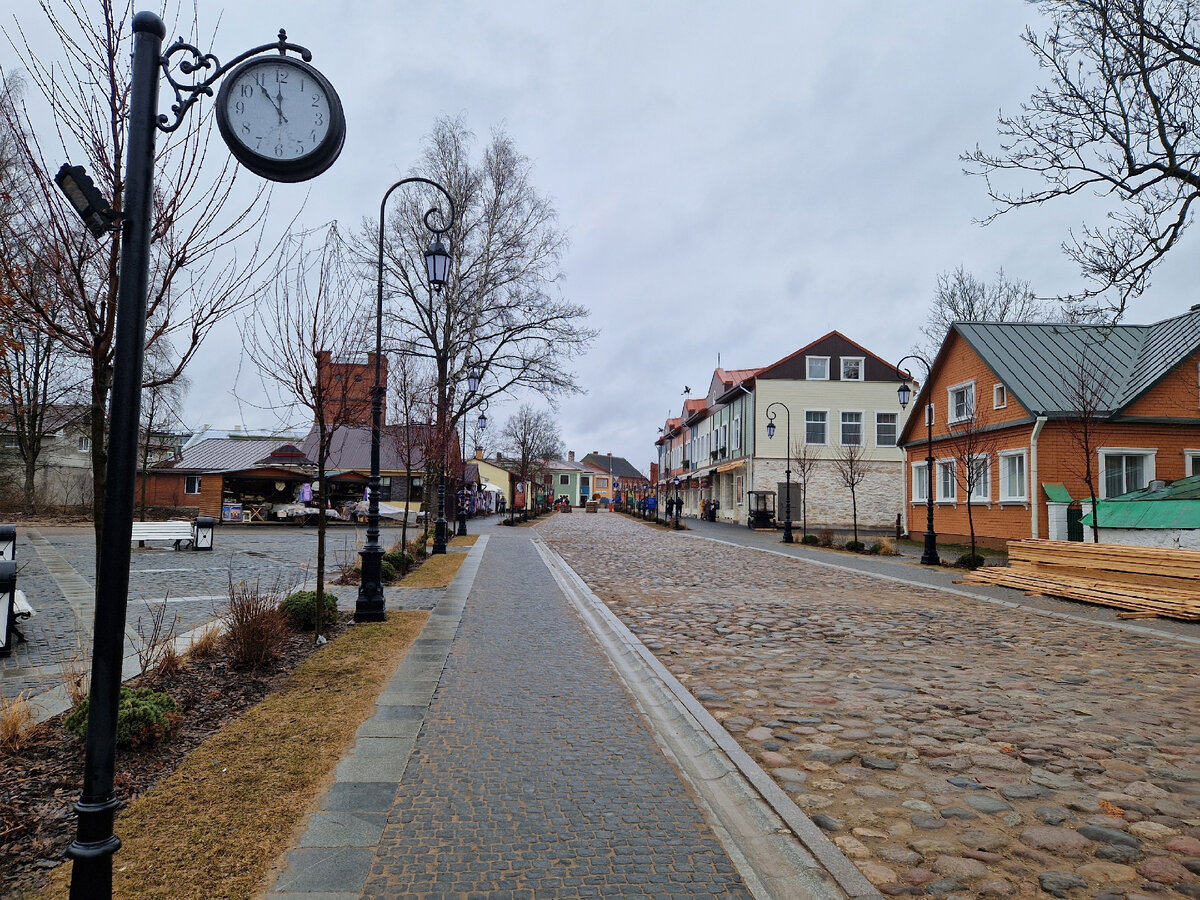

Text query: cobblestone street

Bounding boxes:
[539,512,1200,899]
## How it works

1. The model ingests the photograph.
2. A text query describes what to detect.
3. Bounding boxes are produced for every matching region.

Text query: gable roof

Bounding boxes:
[953,308,1200,416]
[757,330,902,381]
[578,453,646,480]
[159,438,317,474]
[299,424,439,474]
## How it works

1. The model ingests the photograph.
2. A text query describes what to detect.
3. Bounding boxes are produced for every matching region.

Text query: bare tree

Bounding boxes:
[791,437,820,539]
[965,0,1200,316]
[916,267,1060,359]
[944,392,999,564]
[500,404,562,519]
[137,342,189,520]
[832,440,871,548]
[387,351,436,564]
[243,222,370,638]
[1059,349,1111,542]
[367,116,595,526]
[0,1,281,561]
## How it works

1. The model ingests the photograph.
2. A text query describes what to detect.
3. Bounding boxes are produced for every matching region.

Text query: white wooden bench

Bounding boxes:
[11,589,33,644]
[131,520,193,550]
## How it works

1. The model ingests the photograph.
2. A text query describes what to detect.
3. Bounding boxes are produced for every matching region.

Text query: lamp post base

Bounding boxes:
[456,511,467,536]
[354,544,387,622]
[920,531,940,566]
[781,522,794,544]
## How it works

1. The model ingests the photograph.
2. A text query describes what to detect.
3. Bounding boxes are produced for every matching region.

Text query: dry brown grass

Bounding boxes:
[398,551,468,588]
[37,611,427,900]
[0,691,35,754]
[188,624,223,659]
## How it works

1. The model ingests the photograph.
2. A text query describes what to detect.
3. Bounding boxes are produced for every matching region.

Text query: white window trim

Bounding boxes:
[936,458,957,504]
[993,383,1008,410]
[947,380,976,424]
[911,460,929,503]
[875,412,898,448]
[804,409,829,446]
[806,356,830,381]
[998,448,1029,504]
[733,416,742,450]
[1097,447,1157,498]
[839,410,864,447]
[1185,449,1200,477]
[184,475,202,495]
[967,453,991,505]
[840,356,865,381]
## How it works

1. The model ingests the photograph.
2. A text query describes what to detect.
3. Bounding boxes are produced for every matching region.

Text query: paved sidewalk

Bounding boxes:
[269,518,863,899]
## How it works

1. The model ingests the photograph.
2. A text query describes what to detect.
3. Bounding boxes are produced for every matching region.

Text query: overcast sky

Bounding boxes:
[18,2,1200,474]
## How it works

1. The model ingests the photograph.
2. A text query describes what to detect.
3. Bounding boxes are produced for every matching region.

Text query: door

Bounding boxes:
[1067,504,1084,542]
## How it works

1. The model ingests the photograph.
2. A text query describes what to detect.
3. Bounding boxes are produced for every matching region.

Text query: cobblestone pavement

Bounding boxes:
[0,523,425,705]
[538,512,1200,899]
[360,525,753,899]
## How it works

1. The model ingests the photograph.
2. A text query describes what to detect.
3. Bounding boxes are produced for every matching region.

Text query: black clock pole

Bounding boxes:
[67,11,164,898]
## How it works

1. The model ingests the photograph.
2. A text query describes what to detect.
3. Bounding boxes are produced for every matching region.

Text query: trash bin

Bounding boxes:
[193,516,215,551]
[0,560,15,658]
[0,524,14,561]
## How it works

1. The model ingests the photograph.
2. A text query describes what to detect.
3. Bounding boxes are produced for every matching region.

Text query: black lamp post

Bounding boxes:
[896,355,940,566]
[673,476,681,529]
[765,401,794,544]
[64,15,348,897]
[456,357,482,536]
[355,178,454,622]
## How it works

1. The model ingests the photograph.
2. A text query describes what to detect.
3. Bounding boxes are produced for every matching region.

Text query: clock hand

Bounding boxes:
[257,82,286,125]
[275,85,288,124]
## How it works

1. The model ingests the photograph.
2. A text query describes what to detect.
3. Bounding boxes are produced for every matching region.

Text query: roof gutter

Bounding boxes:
[1029,416,1048,539]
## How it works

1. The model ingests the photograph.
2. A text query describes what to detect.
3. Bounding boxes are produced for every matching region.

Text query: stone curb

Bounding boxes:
[534,535,884,900]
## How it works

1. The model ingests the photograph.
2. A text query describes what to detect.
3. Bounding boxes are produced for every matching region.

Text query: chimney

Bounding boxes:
[496,452,502,461]
[568,451,575,462]
[475,447,483,460]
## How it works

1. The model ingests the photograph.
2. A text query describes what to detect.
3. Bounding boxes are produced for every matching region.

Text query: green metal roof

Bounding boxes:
[1082,475,1200,529]
[1043,483,1073,503]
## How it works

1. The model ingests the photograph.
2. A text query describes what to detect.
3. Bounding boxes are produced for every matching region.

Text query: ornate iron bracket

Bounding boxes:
[156,29,313,133]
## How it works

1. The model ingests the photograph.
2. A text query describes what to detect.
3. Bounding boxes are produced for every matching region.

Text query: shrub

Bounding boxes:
[816,529,835,548]
[383,549,414,574]
[64,686,181,749]
[280,590,339,631]
[1,692,35,754]
[380,559,396,583]
[868,541,884,555]
[875,538,899,556]
[226,580,290,669]
[800,534,819,545]
[407,536,428,559]
[845,540,866,553]
[956,552,986,570]
[189,625,223,659]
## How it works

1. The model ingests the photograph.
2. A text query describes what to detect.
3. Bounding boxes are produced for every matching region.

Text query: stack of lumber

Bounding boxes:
[958,539,1200,621]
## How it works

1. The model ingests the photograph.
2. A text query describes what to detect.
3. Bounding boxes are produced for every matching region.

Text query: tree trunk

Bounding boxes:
[22,449,37,516]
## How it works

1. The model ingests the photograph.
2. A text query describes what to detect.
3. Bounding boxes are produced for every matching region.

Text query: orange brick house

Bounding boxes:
[897,309,1200,547]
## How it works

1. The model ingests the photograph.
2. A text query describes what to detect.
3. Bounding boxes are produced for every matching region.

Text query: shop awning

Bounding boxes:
[715,460,744,473]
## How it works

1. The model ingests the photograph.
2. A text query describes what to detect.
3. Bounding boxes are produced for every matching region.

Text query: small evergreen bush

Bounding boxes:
[65,687,180,749]
[868,541,884,555]
[280,590,339,631]
[380,559,396,583]
[800,534,819,545]
[956,552,985,570]
[383,549,414,574]
[845,540,866,553]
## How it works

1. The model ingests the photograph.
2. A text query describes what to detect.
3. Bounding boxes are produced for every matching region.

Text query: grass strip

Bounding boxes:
[39,611,427,900]
[398,551,467,588]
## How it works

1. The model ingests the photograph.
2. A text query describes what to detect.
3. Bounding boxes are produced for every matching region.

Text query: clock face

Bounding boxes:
[216,56,346,183]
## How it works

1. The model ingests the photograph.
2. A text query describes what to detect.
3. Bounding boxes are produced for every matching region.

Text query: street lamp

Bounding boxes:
[673,476,681,529]
[456,354,483,536]
[896,354,940,566]
[355,178,455,623]
[765,401,794,544]
[55,164,123,238]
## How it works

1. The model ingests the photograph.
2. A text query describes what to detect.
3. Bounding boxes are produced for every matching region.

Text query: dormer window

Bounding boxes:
[807,356,829,380]
[841,357,864,381]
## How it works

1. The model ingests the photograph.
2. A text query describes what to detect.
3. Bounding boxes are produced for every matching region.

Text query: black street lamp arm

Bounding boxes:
[156,29,313,133]
[895,354,940,566]
[764,401,794,543]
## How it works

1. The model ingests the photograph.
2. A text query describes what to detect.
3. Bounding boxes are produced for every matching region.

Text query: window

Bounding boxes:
[840,357,864,381]
[912,462,929,503]
[840,411,863,446]
[967,455,990,503]
[993,384,1008,409]
[805,410,827,445]
[998,451,1027,502]
[733,416,742,450]
[559,474,569,486]
[948,381,976,423]
[1187,451,1200,477]
[1101,449,1154,497]
[185,475,202,495]
[77,436,92,453]
[936,460,956,502]
[597,476,609,490]
[806,356,829,380]
[875,412,898,447]
[2,436,17,450]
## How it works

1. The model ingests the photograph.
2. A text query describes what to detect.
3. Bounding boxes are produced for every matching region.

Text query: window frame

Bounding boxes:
[936,459,957,503]
[840,356,864,381]
[806,356,830,381]
[1186,449,1200,478]
[1098,447,1156,498]
[875,412,898,448]
[840,410,864,446]
[947,380,976,424]
[559,474,570,486]
[993,383,1007,410]
[77,435,92,453]
[998,449,1028,503]
[184,475,202,495]
[911,461,929,503]
[967,453,991,504]
[733,416,742,450]
[804,409,828,446]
